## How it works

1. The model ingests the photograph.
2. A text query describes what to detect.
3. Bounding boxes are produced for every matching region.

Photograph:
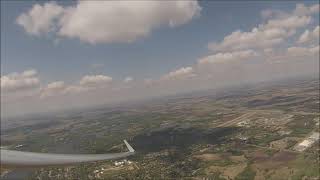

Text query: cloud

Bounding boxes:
[39,74,114,98]
[143,78,154,86]
[208,27,290,52]
[264,15,311,30]
[124,76,133,83]
[309,45,320,54]
[198,50,258,65]
[40,81,66,98]
[208,4,317,52]
[293,3,319,16]
[5,3,319,117]
[16,2,64,35]
[1,69,40,92]
[287,45,319,57]
[21,69,38,77]
[17,1,201,44]
[263,48,274,55]
[79,75,112,87]
[162,67,196,80]
[297,26,319,44]
[62,85,88,94]
[261,4,319,19]
[266,45,319,64]
[46,81,65,90]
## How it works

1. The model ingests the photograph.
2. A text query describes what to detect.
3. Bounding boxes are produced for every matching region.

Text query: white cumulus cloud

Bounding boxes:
[40,81,66,98]
[198,50,258,65]
[1,69,40,92]
[79,75,112,87]
[287,45,319,57]
[124,76,134,83]
[17,1,201,44]
[162,67,196,80]
[16,2,64,35]
[297,26,319,44]
[40,74,114,97]
[293,3,319,16]
[208,4,317,52]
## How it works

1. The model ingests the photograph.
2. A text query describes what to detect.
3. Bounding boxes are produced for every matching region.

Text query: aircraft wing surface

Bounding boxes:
[1,140,135,168]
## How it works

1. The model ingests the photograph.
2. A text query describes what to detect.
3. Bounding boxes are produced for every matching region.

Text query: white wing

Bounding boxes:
[1,140,135,168]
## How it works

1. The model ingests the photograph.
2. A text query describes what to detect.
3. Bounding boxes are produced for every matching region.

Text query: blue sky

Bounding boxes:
[1,1,314,81]
[1,1,319,117]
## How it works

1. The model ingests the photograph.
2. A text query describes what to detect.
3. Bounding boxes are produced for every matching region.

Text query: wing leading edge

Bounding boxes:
[0,140,135,168]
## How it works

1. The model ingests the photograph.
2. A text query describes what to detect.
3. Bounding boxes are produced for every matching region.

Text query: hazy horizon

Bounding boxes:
[1,73,317,120]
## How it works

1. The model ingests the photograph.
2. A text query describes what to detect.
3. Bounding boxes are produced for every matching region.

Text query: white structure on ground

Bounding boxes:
[293,132,319,152]
[114,159,133,166]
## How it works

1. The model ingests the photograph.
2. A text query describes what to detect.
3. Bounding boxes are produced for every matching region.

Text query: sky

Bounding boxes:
[1,1,319,118]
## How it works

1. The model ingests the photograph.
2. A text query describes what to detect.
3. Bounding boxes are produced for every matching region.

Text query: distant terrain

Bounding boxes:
[1,77,319,180]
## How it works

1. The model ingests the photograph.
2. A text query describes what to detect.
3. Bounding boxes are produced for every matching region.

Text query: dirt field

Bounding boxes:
[196,154,248,179]
[194,153,222,161]
[269,137,301,150]
[249,150,299,180]
[207,163,247,179]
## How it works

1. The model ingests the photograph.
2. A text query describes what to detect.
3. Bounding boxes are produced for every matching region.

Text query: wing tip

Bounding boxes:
[123,140,135,153]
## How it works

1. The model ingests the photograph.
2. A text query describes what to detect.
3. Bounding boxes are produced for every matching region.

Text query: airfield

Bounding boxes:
[1,76,319,179]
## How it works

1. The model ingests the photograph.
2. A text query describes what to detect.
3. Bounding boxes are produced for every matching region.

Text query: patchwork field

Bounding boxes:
[1,77,319,179]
